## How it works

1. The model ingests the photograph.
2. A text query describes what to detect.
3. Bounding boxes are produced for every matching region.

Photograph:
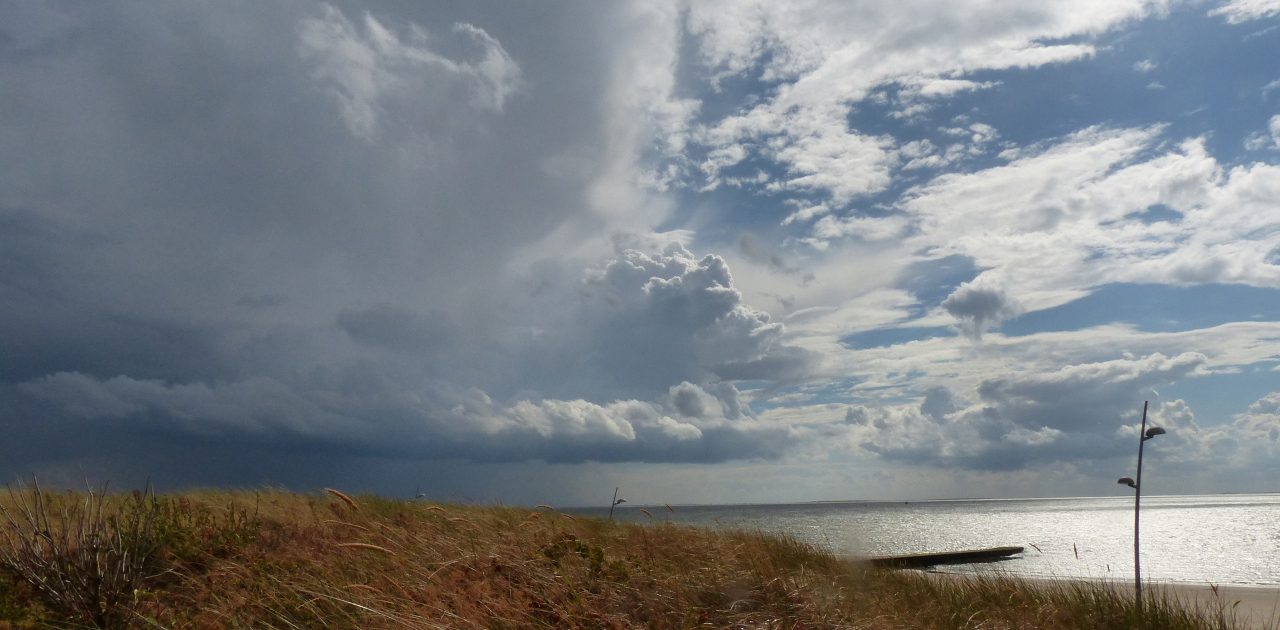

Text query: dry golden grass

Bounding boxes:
[324,489,360,512]
[0,488,1262,629]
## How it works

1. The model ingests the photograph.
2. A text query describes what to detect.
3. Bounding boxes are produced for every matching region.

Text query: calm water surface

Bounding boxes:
[577,494,1280,586]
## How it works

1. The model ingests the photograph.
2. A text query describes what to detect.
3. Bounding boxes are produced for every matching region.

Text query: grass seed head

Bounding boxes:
[335,542,396,556]
[324,488,360,511]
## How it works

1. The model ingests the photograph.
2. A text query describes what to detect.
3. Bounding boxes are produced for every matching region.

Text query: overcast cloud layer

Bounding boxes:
[2,0,1278,505]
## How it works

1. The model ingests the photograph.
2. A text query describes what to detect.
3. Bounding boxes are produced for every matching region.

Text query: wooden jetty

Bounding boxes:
[870,546,1024,569]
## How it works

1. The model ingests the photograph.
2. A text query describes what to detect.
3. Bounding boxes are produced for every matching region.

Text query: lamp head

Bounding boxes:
[1143,426,1166,440]
[1117,477,1137,489]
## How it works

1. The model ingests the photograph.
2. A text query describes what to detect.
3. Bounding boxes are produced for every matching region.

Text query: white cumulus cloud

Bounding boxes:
[298,5,520,139]
[1209,0,1280,22]
[684,0,1176,213]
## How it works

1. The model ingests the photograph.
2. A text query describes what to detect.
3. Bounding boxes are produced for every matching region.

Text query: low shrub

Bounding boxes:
[0,481,165,629]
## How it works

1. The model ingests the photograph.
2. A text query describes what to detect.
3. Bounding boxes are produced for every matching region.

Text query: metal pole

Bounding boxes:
[608,487,619,521]
[1134,400,1149,609]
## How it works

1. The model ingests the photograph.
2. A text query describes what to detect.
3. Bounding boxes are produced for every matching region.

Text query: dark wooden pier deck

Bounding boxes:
[870,546,1024,569]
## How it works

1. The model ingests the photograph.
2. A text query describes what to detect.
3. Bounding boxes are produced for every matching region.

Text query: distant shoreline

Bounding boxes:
[586,496,1280,591]
[575,491,1280,510]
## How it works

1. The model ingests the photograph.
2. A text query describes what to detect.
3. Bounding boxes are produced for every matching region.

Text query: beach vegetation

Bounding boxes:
[0,486,1266,629]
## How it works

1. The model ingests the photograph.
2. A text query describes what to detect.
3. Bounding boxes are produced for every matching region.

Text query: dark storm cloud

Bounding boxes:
[336,305,457,355]
[0,0,613,300]
[7,241,810,468]
[0,1,808,486]
[236,294,285,308]
[0,204,234,382]
[13,371,790,465]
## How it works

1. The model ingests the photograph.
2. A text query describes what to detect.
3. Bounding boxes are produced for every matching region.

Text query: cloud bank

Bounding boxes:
[2,0,1279,503]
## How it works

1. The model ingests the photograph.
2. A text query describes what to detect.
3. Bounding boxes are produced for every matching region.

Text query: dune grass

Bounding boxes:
[0,486,1263,629]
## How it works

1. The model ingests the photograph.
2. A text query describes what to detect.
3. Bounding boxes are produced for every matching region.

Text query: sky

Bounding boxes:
[2,0,1279,507]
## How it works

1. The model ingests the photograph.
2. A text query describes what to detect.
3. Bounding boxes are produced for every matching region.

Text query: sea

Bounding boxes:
[573,494,1280,586]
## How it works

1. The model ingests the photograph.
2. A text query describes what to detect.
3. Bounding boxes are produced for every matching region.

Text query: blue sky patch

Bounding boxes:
[1001,283,1280,336]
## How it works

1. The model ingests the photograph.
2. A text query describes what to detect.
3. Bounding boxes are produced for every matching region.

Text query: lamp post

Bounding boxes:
[1117,400,1165,609]
[608,487,626,520]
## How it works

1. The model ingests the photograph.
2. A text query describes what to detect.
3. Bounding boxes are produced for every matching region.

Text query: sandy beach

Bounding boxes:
[1153,583,1280,630]
[1044,578,1279,629]
[930,572,1280,628]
